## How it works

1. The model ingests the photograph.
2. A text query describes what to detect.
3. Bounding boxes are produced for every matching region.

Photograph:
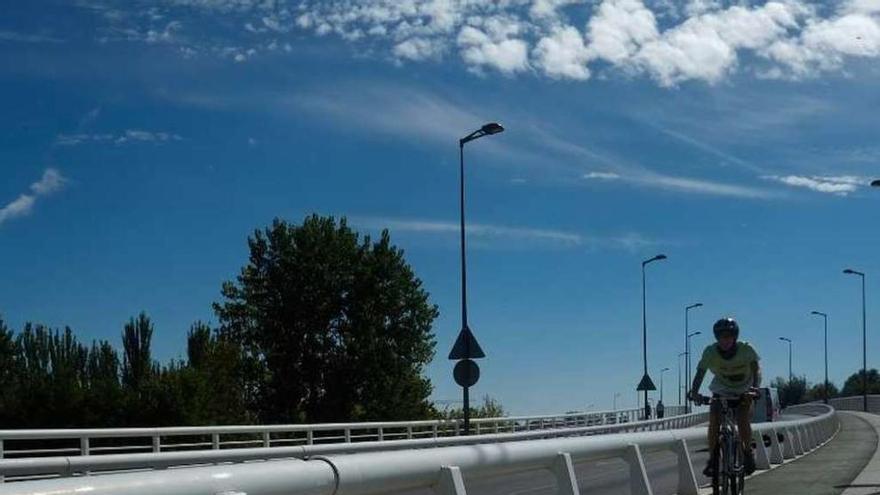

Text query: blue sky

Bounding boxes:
[1,0,879,415]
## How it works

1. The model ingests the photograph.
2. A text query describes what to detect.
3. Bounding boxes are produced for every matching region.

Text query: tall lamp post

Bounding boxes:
[779,337,792,382]
[613,392,621,411]
[811,311,829,404]
[678,351,686,406]
[843,268,868,412]
[638,254,667,419]
[686,330,702,411]
[448,123,504,435]
[659,367,670,402]
[685,303,703,411]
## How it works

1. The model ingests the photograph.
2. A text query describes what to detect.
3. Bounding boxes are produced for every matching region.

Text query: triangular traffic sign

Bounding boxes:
[448,326,486,360]
[636,373,656,391]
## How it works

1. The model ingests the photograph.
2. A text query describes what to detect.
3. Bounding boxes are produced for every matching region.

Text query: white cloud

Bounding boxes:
[0,169,67,226]
[583,171,621,180]
[457,25,530,75]
[285,0,880,85]
[533,26,591,79]
[354,216,662,252]
[583,171,778,198]
[56,130,182,146]
[0,30,64,43]
[763,175,869,195]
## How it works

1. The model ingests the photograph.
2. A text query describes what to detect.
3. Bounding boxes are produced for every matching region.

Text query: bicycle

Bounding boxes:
[695,392,758,495]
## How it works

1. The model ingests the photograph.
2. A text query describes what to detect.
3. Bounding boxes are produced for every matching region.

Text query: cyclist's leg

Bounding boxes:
[704,398,721,476]
[737,395,756,475]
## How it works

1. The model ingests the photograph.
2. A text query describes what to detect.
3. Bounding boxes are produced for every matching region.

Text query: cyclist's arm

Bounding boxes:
[751,360,761,388]
[689,367,706,399]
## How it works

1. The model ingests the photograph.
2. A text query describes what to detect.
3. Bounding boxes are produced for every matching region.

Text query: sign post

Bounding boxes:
[449,326,485,435]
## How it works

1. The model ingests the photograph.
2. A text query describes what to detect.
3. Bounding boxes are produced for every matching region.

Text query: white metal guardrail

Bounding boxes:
[0,408,698,481]
[0,407,656,460]
[0,405,836,495]
[830,395,880,413]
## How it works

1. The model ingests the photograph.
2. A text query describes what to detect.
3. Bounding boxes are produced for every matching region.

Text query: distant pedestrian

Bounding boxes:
[656,400,665,418]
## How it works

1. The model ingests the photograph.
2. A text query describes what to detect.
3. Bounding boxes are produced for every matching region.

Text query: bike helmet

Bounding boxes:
[712,317,739,339]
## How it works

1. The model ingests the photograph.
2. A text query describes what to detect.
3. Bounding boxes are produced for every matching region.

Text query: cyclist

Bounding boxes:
[687,317,761,477]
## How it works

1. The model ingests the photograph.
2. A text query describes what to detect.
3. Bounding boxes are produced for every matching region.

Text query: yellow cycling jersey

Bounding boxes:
[697,341,760,395]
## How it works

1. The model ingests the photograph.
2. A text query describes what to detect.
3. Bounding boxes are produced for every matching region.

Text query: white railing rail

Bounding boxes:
[830,395,880,413]
[0,408,699,480]
[0,405,837,495]
[0,407,653,460]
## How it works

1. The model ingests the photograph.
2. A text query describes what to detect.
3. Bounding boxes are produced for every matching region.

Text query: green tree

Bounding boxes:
[214,215,438,423]
[841,369,880,396]
[437,395,506,420]
[0,317,21,426]
[771,376,807,407]
[804,382,839,403]
[122,312,154,392]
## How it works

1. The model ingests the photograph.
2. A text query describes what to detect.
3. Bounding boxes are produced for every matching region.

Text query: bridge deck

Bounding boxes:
[743,411,877,495]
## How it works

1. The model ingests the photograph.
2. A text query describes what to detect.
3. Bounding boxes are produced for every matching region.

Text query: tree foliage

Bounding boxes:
[214,215,439,423]
[0,214,444,427]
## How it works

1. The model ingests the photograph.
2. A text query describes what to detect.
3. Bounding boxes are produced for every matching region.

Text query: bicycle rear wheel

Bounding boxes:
[712,438,725,495]
[730,438,745,495]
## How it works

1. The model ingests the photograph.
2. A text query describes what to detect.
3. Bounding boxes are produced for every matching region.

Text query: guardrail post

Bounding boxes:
[752,431,770,470]
[212,433,220,450]
[407,426,413,439]
[803,425,814,450]
[436,465,467,495]
[768,429,784,464]
[345,428,352,443]
[80,437,90,456]
[262,432,271,448]
[307,430,314,445]
[791,427,804,455]
[624,444,654,495]
[433,424,439,438]
[1,438,5,483]
[781,429,795,459]
[552,452,581,495]
[152,434,161,453]
[674,439,699,495]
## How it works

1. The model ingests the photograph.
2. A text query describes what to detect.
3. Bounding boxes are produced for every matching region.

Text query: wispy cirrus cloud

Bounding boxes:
[583,170,779,199]
[762,175,871,196]
[56,129,183,146]
[0,169,67,227]
[354,217,663,252]
[0,30,64,43]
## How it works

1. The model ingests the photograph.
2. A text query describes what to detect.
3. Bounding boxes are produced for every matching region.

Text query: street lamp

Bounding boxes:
[686,330,702,409]
[638,254,667,419]
[451,122,504,435]
[811,311,829,404]
[659,367,670,402]
[779,337,792,382]
[685,303,703,411]
[613,392,621,411]
[843,268,868,412]
[678,351,687,406]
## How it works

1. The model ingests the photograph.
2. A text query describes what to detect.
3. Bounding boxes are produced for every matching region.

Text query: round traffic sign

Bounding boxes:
[453,359,480,387]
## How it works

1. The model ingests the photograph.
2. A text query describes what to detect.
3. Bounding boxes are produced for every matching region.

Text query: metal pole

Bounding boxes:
[824,315,829,404]
[678,353,683,406]
[685,307,689,411]
[863,274,868,413]
[459,141,471,435]
[642,263,648,419]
